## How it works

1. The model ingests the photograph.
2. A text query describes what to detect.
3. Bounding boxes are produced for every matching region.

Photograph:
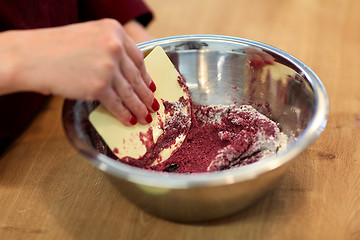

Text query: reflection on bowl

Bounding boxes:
[62,35,328,222]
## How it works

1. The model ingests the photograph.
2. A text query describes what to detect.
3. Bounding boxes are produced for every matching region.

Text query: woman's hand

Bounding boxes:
[0,19,158,126]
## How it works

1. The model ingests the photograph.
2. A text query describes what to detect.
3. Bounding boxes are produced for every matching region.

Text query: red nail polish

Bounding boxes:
[152,98,160,111]
[130,115,137,125]
[149,80,156,92]
[146,112,153,124]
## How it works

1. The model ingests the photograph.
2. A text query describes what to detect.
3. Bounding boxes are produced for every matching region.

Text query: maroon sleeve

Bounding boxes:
[0,0,79,153]
[0,93,48,154]
[78,0,153,26]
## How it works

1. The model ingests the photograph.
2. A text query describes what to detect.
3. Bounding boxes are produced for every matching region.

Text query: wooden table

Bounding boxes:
[1,0,359,239]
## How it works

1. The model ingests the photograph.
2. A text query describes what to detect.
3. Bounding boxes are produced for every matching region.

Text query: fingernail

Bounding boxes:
[146,112,153,124]
[149,80,156,92]
[151,98,160,111]
[130,115,137,125]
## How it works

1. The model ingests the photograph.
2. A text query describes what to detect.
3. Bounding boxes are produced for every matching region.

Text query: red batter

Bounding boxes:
[152,104,285,173]
[114,102,286,173]
[93,74,287,173]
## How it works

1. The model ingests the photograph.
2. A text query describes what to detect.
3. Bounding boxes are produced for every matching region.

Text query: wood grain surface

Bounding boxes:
[1,0,359,239]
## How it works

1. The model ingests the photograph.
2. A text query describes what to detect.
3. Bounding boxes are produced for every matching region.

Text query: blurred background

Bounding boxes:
[146,0,358,111]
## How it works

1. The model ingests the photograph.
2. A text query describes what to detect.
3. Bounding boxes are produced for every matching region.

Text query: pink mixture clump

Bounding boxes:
[150,104,285,173]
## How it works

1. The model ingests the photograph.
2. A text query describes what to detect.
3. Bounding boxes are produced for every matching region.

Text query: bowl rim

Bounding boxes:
[63,34,329,189]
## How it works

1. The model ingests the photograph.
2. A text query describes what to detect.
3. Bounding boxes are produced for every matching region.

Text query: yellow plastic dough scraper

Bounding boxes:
[89,46,191,165]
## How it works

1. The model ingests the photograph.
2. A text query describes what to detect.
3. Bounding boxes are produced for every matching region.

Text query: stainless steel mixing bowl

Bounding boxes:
[62,35,328,222]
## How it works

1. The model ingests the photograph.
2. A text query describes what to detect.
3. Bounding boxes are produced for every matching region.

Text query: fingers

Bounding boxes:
[97,19,158,126]
[116,39,160,122]
[112,64,156,125]
[114,30,160,125]
[100,67,156,126]
[119,28,154,90]
[99,83,155,127]
[99,88,136,127]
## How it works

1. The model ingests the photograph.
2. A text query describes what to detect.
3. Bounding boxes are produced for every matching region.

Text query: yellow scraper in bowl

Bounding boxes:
[89,46,191,165]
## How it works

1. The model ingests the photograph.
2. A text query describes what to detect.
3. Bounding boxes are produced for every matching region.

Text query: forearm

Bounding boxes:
[0,30,23,95]
[123,20,154,44]
[0,19,157,126]
[0,20,154,97]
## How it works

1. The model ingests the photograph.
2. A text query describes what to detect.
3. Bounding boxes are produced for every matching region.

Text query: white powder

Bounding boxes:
[198,104,289,171]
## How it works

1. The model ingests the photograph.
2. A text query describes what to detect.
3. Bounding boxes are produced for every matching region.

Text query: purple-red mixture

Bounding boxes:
[152,104,285,173]
[95,76,287,173]
[115,102,286,173]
